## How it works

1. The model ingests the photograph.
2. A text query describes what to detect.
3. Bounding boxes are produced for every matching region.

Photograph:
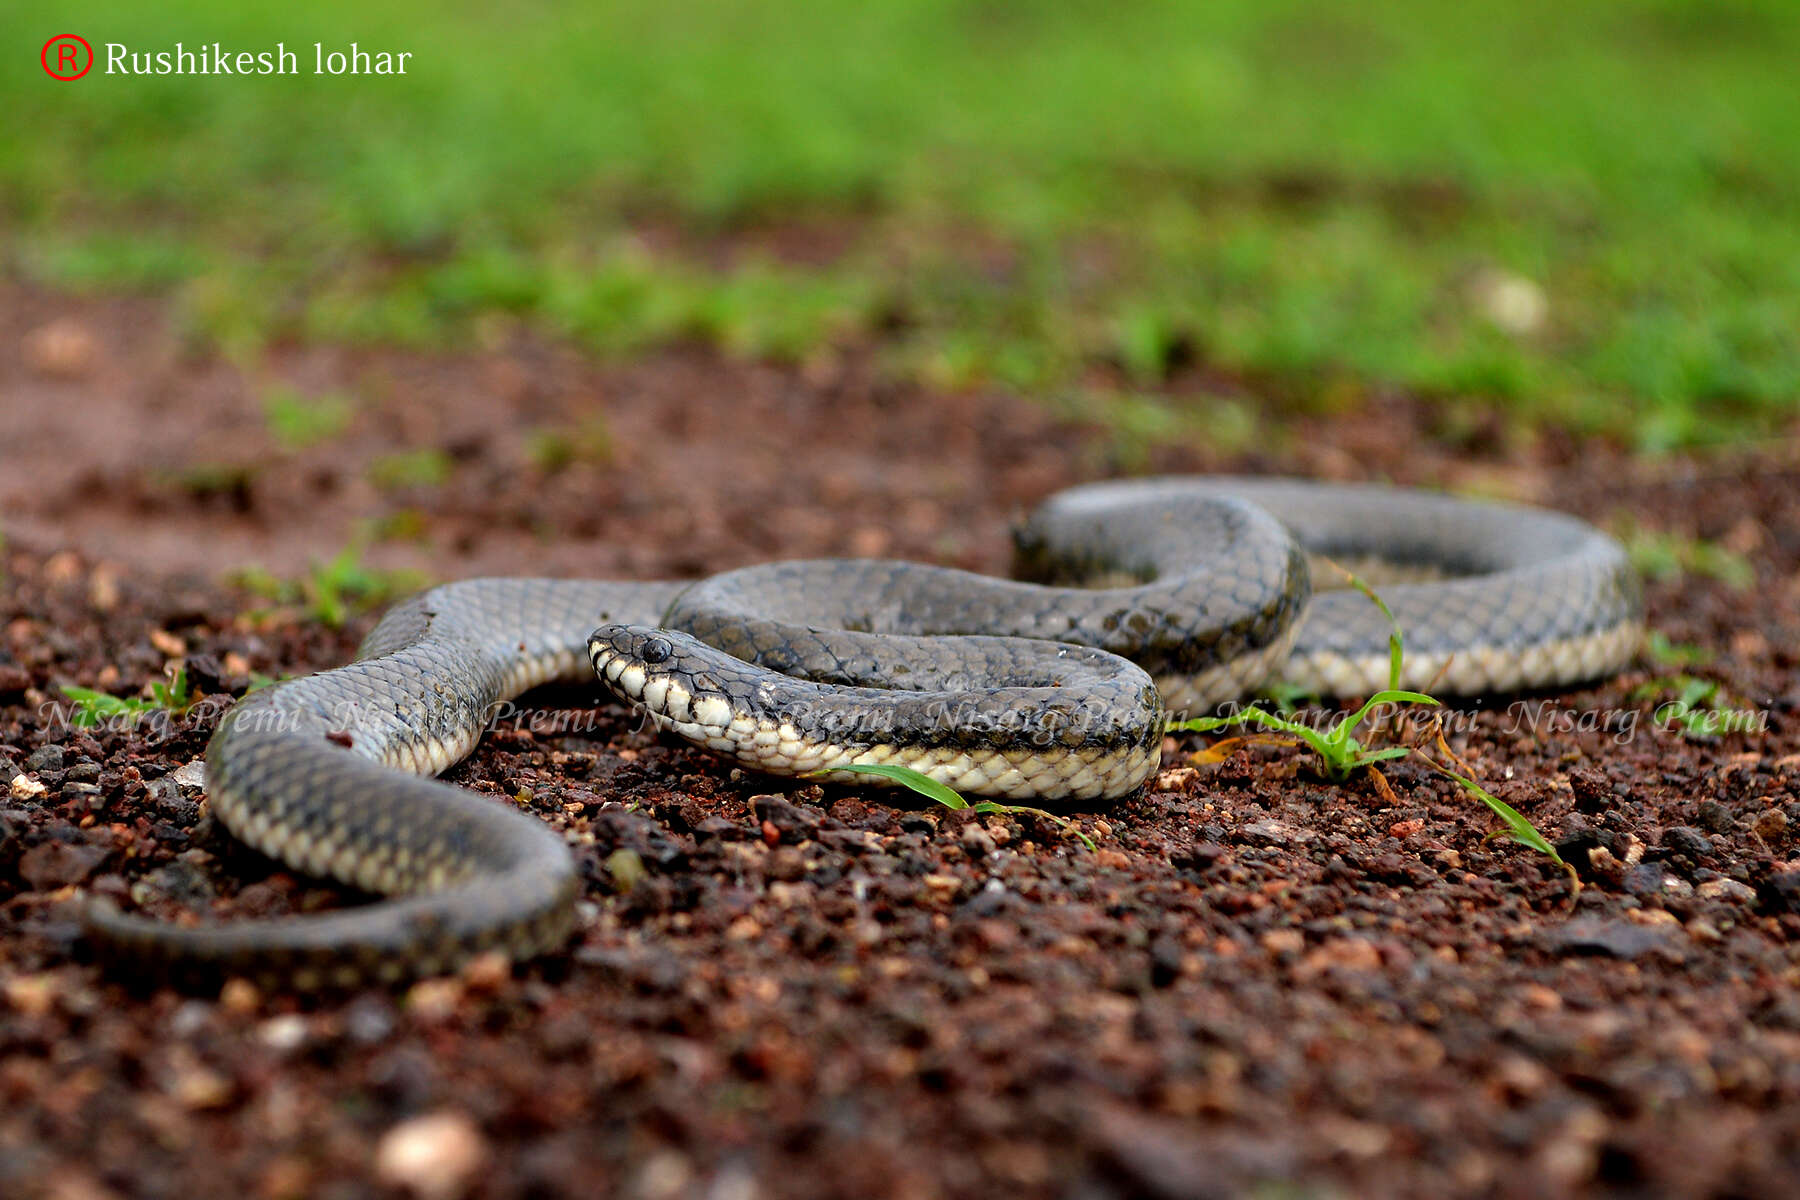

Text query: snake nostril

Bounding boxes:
[641,636,674,665]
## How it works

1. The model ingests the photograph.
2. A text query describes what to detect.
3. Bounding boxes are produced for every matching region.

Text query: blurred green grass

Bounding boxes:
[10,0,1799,448]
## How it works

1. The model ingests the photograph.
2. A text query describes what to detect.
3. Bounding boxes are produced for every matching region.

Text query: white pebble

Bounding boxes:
[375,1110,489,1200]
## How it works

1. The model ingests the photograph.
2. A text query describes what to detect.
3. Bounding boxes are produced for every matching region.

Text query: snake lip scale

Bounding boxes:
[85,477,1644,988]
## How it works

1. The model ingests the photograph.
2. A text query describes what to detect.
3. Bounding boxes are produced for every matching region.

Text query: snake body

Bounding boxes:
[87,479,1642,987]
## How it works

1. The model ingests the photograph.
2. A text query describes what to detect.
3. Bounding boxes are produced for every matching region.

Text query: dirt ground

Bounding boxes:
[4,281,1800,1199]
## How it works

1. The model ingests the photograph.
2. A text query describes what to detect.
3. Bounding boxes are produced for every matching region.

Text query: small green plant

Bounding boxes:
[1419,734,1577,889]
[1620,525,1755,590]
[230,539,428,629]
[262,386,354,449]
[1171,572,1570,877]
[368,448,453,491]
[823,762,1098,851]
[1644,630,1713,668]
[527,418,615,473]
[1167,574,1437,782]
[1631,674,1765,739]
[63,667,196,729]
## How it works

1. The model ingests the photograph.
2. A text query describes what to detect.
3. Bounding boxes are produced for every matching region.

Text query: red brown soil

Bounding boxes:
[3,281,1800,1199]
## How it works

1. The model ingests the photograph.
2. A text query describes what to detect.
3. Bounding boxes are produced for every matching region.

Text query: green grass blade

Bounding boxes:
[827,763,969,809]
[820,763,1098,850]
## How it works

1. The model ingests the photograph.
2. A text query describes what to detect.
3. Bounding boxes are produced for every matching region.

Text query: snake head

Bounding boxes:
[587,624,739,730]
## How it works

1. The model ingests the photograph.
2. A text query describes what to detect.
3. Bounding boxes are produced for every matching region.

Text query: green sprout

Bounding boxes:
[368,448,453,491]
[1169,570,1570,876]
[821,762,1098,852]
[1419,734,1577,890]
[1632,674,1765,739]
[1620,524,1755,590]
[1167,573,1437,782]
[230,537,428,629]
[1643,630,1713,669]
[63,666,196,729]
[262,386,353,449]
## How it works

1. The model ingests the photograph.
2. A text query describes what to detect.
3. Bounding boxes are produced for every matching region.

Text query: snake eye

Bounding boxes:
[640,636,674,665]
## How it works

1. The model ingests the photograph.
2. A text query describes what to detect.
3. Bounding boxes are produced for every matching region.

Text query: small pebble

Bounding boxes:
[1661,826,1713,859]
[1696,801,1735,834]
[1696,878,1756,904]
[25,745,65,775]
[344,994,398,1044]
[1623,862,1665,898]
[959,824,996,858]
[375,1111,489,1200]
[1754,809,1788,843]
[258,1014,310,1053]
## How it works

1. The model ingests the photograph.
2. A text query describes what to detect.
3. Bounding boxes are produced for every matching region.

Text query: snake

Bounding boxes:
[85,478,1643,988]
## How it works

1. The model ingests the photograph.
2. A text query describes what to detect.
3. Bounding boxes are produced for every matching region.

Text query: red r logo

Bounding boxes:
[42,34,94,80]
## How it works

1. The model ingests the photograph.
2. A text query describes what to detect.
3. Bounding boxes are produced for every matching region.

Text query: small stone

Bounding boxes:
[257,1014,310,1053]
[766,848,807,882]
[1297,937,1383,977]
[1761,871,1800,914]
[344,994,398,1044]
[148,777,200,823]
[171,1062,236,1110]
[220,977,261,1015]
[752,794,822,841]
[1622,862,1665,898]
[1661,826,1713,859]
[1241,820,1310,847]
[406,978,464,1021]
[1697,878,1756,905]
[1261,929,1304,956]
[1696,802,1735,834]
[22,317,101,377]
[170,760,208,792]
[3,972,62,1017]
[19,840,108,890]
[0,665,30,699]
[1544,917,1672,960]
[459,952,510,993]
[959,824,996,858]
[134,859,215,907]
[1175,841,1229,871]
[10,775,47,801]
[88,566,121,613]
[64,760,101,784]
[605,848,647,893]
[1687,918,1724,944]
[1754,809,1788,843]
[24,745,65,775]
[375,1111,489,1200]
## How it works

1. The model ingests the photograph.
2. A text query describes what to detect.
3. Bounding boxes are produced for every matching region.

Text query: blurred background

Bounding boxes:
[6,0,1797,583]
